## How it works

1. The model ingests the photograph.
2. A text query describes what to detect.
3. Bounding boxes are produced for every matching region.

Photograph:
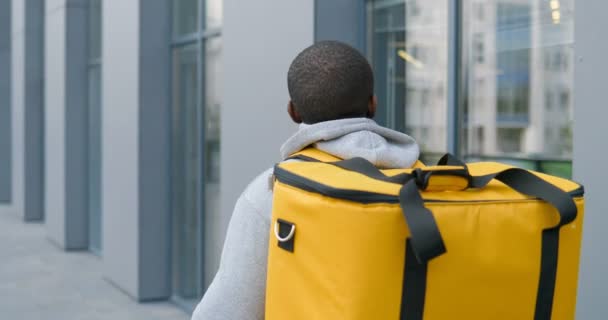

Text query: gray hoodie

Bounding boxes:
[191,118,419,320]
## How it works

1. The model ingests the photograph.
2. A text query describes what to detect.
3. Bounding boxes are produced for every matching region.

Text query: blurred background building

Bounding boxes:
[369,0,573,173]
[0,0,605,318]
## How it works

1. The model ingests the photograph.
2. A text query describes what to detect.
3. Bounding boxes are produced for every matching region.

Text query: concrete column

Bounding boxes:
[44,0,88,249]
[4,0,45,221]
[574,1,608,317]
[217,0,313,285]
[6,0,25,218]
[102,0,171,300]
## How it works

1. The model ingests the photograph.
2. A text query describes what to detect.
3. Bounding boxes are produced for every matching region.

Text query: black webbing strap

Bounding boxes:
[288,154,413,184]
[535,227,560,320]
[470,168,576,227]
[437,153,466,166]
[398,178,447,263]
[330,158,411,184]
[472,168,575,320]
[401,240,427,320]
[437,154,578,227]
[286,154,323,162]
[436,154,577,320]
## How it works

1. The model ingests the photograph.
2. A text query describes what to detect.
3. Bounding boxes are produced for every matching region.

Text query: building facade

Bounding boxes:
[0,0,606,317]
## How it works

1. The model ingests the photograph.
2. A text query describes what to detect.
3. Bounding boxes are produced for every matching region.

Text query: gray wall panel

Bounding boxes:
[0,0,11,203]
[574,1,608,317]
[24,0,45,221]
[0,1,12,203]
[63,1,88,248]
[217,0,313,285]
[138,0,171,300]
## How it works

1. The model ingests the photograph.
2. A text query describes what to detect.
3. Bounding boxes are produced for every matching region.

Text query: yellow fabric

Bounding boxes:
[265,152,584,320]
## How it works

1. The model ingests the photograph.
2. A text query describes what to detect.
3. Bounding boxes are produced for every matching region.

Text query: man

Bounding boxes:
[191,41,419,320]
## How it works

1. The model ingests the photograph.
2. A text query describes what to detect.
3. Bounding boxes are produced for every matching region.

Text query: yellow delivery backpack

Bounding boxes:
[265,148,584,320]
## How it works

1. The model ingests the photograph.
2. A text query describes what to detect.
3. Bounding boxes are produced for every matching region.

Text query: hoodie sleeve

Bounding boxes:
[191,170,273,320]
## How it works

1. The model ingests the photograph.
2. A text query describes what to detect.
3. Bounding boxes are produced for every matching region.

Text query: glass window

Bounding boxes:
[171,0,222,310]
[203,38,222,190]
[473,33,484,63]
[88,0,102,254]
[202,36,222,284]
[171,44,203,306]
[461,0,574,177]
[205,0,222,29]
[474,2,485,20]
[545,91,553,111]
[173,0,199,37]
[367,0,574,177]
[368,0,448,163]
[560,90,569,111]
[88,0,101,61]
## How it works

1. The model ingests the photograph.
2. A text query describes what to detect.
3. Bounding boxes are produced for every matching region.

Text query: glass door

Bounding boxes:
[460,0,574,178]
[171,43,203,307]
[367,0,449,164]
[170,0,222,311]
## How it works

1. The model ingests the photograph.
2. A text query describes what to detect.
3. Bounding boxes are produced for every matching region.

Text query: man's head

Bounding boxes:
[287,41,376,124]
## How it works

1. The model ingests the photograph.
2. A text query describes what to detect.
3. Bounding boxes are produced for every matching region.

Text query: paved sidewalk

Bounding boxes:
[0,211,190,320]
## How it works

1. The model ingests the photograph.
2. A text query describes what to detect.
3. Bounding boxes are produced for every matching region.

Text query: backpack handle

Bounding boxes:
[289,150,470,191]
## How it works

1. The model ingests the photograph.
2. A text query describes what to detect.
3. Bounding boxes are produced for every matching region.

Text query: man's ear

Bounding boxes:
[288,101,303,124]
[367,95,377,119]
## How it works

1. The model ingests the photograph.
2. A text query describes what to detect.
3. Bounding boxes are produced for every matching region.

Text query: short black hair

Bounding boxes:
[287,41,374,124]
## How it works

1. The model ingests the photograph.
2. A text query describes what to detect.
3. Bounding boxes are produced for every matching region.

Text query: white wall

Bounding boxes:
[101,0,140,297]
[215,0,314,285]
[44,0,66,244]
[3,0,25,218]
[574,1,608,318]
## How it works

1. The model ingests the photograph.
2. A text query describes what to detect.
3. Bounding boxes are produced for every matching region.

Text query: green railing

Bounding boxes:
[419,153,572,179]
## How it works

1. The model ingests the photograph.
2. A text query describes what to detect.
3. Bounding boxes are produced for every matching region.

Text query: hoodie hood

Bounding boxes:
[280,118,420,169]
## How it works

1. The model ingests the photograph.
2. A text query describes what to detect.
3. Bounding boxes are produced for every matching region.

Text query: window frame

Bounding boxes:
[169,0,222,312]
